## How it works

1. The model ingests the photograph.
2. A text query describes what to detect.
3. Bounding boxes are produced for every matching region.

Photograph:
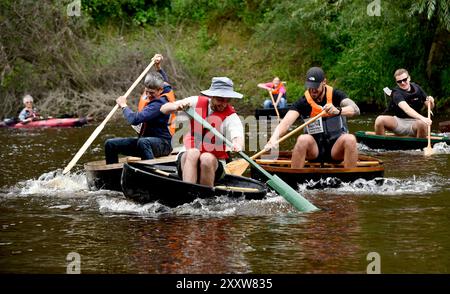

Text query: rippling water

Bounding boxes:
[1,115,449,273]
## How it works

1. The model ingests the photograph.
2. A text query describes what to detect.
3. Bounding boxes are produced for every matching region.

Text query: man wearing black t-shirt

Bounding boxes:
[265,67,360,168]
[374,68,434,137]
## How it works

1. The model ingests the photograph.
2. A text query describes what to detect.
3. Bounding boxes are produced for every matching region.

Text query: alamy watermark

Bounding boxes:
[171,115,280,155]
[367,0,381,17]
[66,252,81,274]
[366,252,381,274]
[67,0,81,17]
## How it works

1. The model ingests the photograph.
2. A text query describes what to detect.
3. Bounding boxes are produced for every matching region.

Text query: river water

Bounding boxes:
[1,114,449,273]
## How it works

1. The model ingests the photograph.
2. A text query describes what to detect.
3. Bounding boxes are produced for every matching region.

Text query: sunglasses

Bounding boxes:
[396,77,408,84]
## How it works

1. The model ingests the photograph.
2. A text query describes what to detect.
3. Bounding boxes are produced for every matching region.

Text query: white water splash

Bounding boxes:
[297,176,441,196]
[14,170,88,196]
[97,197,170,215]
[432,142,450,154]
[358,142,450,154]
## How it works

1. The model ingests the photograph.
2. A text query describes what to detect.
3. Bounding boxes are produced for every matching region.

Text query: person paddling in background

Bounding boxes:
[18,94,41,123]
[258,77,287,109]
[265,67,360,168]
[161,77,244,187]
[104,72,173,164]
[374,68,434,138]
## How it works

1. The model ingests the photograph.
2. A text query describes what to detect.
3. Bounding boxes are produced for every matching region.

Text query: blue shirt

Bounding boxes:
[122,96,172,141]
[18,108,38,122]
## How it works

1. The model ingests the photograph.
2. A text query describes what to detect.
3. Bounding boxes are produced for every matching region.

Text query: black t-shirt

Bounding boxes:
[290,88,348,119]
[389,82,428,118]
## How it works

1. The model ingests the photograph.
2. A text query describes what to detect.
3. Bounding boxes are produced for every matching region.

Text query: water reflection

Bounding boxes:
[124,217,252,273]
[1,117,450,273]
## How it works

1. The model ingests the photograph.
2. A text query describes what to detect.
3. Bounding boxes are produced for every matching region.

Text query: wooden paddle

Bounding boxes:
[184,107,319,212]
[62,59,157,174]
[226,110,326,176]
[424,101,433,156]
[269,91,281,121]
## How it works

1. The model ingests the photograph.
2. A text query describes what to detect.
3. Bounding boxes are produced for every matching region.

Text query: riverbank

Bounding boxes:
[1,1,449,119]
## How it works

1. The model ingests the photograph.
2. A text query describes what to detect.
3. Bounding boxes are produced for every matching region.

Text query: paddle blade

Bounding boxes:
[424,146,433,156]
[267,175,318,212]
[225,159,250,176]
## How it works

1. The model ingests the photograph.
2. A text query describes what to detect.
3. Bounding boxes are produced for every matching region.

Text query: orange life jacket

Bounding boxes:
[138,89,177,136]
[271,83,284,95]
[183,96,235,160]
[304,85,334,118]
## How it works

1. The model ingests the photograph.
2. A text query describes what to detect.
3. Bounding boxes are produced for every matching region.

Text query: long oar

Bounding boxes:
[62,59,156,174]
[226,110,326,176]
[184,107,318,212]
[424,102,433,156]
[269,91,280,121]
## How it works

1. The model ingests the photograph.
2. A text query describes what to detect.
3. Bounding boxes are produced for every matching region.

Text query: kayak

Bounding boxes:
[84,154,178,191]
[355,131,449,150]
[0,117,91,128]
[250,151,384,188]
[121,162,268,206]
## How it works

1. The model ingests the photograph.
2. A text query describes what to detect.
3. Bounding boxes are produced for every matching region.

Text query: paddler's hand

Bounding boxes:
[153,54,163,69]
[231,142,242,152]
[420,116,432,126]
[264,139,278,152]
[116,96,127,109]
[323,103,340,115]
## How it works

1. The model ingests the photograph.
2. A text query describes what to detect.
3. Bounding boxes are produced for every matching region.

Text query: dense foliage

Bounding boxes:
[1,0,449,117]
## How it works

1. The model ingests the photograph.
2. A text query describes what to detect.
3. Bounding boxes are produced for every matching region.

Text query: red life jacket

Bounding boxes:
[304,85,334,117]
[183,96,235,160]
[138,89,177,136]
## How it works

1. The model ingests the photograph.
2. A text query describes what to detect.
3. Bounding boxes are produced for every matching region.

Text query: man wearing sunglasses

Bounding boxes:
[104,72,173,164]
[374,68,434,137]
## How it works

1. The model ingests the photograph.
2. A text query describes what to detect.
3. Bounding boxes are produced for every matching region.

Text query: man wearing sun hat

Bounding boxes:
[161,76,244,187]
[265,67,360,168]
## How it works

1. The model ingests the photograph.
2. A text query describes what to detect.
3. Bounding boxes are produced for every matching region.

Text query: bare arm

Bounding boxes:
[425,96,435,109]
[257,83,272,91]
[340,98,360,117]
[322,98,360,117]
[265,110,300,149]
[398,101,432,125]
[160,97,192,114]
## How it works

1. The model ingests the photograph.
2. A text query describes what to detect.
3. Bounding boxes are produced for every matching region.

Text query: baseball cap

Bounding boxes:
[305,67,325,89]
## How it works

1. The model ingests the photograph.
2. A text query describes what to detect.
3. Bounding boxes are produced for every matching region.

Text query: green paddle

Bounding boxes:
[184,107,319,212]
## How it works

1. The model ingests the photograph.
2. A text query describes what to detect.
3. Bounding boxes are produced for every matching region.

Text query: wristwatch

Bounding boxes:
[336,107,342,116]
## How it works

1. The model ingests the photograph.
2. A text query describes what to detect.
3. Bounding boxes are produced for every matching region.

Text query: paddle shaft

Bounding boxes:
[250,110,326,161]
[269,91,280,119]
[62,59,156,174]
